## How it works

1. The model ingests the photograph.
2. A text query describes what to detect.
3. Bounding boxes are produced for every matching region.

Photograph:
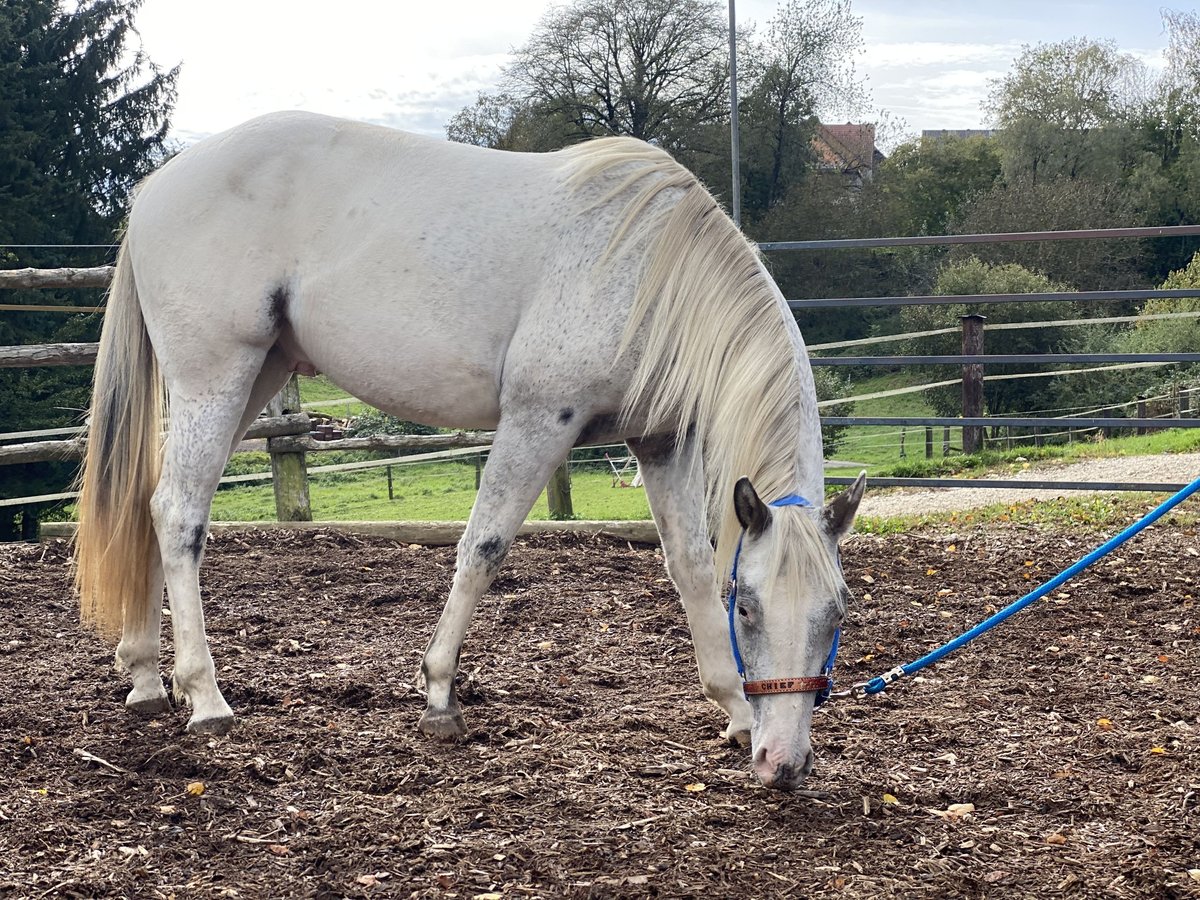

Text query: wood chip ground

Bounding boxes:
[1,523,1197,898]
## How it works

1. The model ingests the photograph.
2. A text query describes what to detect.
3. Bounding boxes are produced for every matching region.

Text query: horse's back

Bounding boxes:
[126,112,599,429]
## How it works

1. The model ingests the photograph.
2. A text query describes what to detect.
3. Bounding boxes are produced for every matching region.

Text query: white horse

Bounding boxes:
[74,111,864,790]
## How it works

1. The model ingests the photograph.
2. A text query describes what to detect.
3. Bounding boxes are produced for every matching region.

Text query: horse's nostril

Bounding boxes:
[752,746,769,767]
[800,748,815,776]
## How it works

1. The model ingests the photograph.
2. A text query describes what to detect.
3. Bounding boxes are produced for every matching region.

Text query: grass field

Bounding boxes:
[212,458,654,522]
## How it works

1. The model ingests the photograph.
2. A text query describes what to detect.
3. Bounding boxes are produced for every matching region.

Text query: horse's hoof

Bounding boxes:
[126,691,171,717]
[418,707,467,742]
[186,713,235,736]
[723,726,751,748]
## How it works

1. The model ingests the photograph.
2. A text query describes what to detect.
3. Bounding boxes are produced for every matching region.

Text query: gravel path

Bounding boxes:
[857,451,1200,518]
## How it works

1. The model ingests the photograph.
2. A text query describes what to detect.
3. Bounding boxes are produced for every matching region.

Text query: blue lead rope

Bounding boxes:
[727,493,841,707]
[863,473,1200,696]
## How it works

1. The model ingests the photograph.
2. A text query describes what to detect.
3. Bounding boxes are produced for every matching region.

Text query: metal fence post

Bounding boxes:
[267,374,312,522]
[925,427,933,459]
[961,314,986,454]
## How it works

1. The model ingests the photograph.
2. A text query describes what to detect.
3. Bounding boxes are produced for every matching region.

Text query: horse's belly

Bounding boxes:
[309,346,502,430]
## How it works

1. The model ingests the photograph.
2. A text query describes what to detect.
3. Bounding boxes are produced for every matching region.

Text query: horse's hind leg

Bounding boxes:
[116,546,168,715]
[628,434,753,746]
[152,346,283,734]
[419,405,582,740]
[116,348,290,722]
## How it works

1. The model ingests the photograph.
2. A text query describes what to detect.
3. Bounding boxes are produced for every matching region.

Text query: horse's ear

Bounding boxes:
[734,477,771,537]
[822,471,866,542]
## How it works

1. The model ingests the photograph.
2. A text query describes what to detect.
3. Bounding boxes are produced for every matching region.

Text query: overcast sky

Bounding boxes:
[133,0,1175,148]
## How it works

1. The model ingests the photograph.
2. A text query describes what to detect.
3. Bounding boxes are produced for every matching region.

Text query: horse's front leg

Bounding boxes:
[419,406,581,740]
[629,434,753,746]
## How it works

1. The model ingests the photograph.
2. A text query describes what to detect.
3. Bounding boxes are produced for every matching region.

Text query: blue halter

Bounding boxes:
[727,493,841,707]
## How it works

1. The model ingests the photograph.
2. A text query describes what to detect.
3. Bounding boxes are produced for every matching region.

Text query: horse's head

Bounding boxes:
[730,473,865,791]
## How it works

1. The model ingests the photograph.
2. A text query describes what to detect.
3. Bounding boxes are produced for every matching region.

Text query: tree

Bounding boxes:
[986,38,1148,184]
[737,0,864,220]
[899,258,1089,417]
[0,0,177,539]
[502,0,729,150]
[952,176,1142,291]
[872,134,1001,237]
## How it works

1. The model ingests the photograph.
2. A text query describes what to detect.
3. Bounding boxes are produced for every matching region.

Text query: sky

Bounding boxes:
[132,0,1176,149]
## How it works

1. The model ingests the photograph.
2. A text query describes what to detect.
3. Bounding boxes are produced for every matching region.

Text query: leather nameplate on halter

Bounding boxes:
[743,676,832,697]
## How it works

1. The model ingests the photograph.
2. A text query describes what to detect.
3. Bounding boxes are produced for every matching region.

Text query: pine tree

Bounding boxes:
[0,0,177,539]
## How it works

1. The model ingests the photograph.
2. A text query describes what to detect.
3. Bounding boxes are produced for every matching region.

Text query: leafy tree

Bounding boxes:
[899,258,1089,417]
[986,38,1148,184]
[0,0,177,539]
[502,0,730,151]
[873,135,1001,237]
[952,176,1142,291]
[737,0,864,220]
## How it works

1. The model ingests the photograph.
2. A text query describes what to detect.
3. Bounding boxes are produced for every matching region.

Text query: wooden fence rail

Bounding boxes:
[0,266,113,289]
[0,342,99,368]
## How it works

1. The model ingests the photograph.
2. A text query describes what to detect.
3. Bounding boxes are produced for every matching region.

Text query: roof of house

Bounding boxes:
[813,123,877,171]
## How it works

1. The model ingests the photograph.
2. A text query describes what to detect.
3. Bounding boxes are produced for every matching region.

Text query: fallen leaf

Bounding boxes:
[1045,832,1067,845]
[1096,718,1113,730]
[1188,869,1200,882]
[1149,746,1167,754]
[268,844,289,856]
[946,802,975,818]
[861,574,875,584]
[1141,675,1160,684]
[684,782,706,792]
[946,544,957,553]
[473,894,504,900]
[184,781,205,797]
[882,793,899,805]
[1157,654,1170,663]
[926,568,937,576]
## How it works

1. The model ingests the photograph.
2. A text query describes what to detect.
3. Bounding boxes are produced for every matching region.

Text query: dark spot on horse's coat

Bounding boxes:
[476,536,506,574]
[268,284,289,331]
[186,524,207,563]
[558,408,575,425]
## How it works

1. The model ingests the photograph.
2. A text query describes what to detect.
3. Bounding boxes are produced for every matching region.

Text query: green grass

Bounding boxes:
[829,371,1200,478]
[856,492,1200,536]
[296,374,374,417]
[829,371,958,474]
[211,459,652,522]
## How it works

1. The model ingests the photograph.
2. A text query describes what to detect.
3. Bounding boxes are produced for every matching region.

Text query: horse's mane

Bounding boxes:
[561,137,811,579]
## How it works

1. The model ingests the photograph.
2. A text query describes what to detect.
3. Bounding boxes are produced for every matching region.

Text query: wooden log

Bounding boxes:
[0,414,311,469]
[269,430,494,453]
[0,438,85,466]
[0,342,99,368]
[267,375,312,522]
[242,412,312,440]
[41,519,662,545]
[0,266,113,289]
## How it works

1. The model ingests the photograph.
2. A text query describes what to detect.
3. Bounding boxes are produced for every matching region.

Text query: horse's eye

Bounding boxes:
[738,605,750,620]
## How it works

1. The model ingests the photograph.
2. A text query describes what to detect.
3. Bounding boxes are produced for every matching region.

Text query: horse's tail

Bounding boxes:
[74,240,165,640]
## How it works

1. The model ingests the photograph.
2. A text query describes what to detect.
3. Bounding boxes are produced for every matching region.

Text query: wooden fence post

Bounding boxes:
[267,375,312,521]
[899,428,906,458]
[546,458,574,520]
[960,314,986,454]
